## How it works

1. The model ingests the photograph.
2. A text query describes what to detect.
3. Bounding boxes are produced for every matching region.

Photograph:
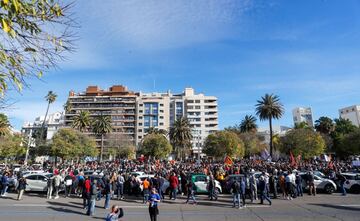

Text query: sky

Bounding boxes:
[3,0,360,131]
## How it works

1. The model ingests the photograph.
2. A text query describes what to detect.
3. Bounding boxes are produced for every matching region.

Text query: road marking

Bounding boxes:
[12,204,146,208]
[339,204,360,207]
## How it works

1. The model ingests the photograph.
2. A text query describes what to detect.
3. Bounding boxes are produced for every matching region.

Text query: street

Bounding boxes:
[0,193,359,221]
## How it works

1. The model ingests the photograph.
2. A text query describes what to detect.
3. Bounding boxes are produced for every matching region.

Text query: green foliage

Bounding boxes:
[92,114,112,161]
[279,128,325,159]
[72,110,91,132]
[105,133,135,159]
[51,128,98,160]
[169,117,193,159]
[203,131,245,159]
[240,115,258,133]
[0,133,25,158]
[315,116,334,135]
[331,118,358,155]
[147,127,167,136]
[239,132,266,157]
[140,133,172,159]
[0,0,76,96]
[294,121,310,129]
[255,93,284,157]
[0,113,10,136]
[334,128,360,158]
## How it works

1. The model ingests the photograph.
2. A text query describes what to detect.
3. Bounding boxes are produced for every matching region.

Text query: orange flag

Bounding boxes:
[224,156,233,166]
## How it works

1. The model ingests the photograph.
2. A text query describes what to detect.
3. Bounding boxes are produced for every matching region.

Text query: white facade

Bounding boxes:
[136,92,171,145]
[339,105,360,127]
[292,107,314,127]
[21,111,65,144]
[135,88,218,155]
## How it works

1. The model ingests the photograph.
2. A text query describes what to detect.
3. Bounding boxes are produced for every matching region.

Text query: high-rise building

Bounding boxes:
[292,107,314,127]
[64,85,138,150]
[136,91,171,145]
[339,105,360,127]
[65,85,218,156]
[21,111,65,146]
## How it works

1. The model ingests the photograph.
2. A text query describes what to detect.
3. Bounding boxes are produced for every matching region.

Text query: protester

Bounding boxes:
[148,188,160,221]
[1,172,9,197]
[169,172,178,200]
[17,176,27,200]
[185,180,197,204]
[106,205,124,221]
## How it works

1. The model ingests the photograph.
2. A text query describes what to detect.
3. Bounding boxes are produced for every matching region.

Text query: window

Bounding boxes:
[26,175,37,180]
[160,123,164,126]
[138,123,143,126]
[160,103,164,107]
[187,100,194,103]
[195,176,206,182]
[160,116,164,119]
[160,110,164,113]
[195,106,201,109]
[195,100,200,103]
[138,136,142,139]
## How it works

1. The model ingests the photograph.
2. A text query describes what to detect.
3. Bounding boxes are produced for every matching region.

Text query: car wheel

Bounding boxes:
[350,185,360,194]
[325,184,335,194]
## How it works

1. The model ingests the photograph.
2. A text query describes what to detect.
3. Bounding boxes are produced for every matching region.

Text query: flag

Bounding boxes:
[224,155,233,165]
[328,161,334,170]
[290,151,296,167]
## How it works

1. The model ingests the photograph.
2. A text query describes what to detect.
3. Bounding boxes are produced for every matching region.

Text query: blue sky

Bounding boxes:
[4,0,360,130]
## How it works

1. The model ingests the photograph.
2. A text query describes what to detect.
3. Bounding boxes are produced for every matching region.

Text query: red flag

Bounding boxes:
[290,151,296,167]
[224,156,233,166]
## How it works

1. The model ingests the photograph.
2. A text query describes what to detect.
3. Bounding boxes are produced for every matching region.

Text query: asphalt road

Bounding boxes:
[0,193,359,221]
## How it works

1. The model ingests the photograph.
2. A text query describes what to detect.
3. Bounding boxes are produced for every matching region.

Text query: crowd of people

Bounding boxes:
[0,158,357,220]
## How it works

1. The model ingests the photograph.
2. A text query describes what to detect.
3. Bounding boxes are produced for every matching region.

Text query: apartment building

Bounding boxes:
[64,85,138,147]
[339,105,360,127]
[135,91,171,145]
[292,107,314,127]
[21,111,64,146]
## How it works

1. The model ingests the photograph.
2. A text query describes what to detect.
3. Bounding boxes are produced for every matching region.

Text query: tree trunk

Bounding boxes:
[269,117,273,158]
[40,102,50,142]
[100,134,104,162]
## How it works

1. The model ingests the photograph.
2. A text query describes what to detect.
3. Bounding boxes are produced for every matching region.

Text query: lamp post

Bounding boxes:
[24,128,32,166]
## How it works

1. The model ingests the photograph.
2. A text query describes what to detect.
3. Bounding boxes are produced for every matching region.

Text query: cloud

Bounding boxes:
[80,0,255,50]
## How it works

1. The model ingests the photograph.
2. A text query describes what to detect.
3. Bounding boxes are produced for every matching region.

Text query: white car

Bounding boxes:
[24,173,53,192]
[300,173,337,194]
[342,173,360,194]
[21,170,45,176]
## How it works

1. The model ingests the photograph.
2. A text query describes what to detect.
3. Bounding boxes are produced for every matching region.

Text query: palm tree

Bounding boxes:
[92,114,112,162]
[0,113,10,136]
[240,115,258,133]
[72,110,92,132]
[315,116,334,135]
[39,91,57,141]
[169,117,193,160]
[255,94,284,157]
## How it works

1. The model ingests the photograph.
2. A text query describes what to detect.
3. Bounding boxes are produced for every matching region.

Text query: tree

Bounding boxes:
[140,133,172,159]
[279,128,325,159]
[294,121,310,129]
[51,128,97,160]
[240,115,258,133]
[336,128,360,157]
[255,94,284,157]
[203,131,245,159]
[72,110,91,132]
[0,133,25,159]
[92,114,112,162]
[106,133,135,159]
[0,113,10,136]
[146,127,167,136]
[0,0,76,96]
[64,100,72,114]
[169,117,193,159]
[39,90,57,142]
[315,116,334,135]
[331,119,359,157]
[239,132,266,157]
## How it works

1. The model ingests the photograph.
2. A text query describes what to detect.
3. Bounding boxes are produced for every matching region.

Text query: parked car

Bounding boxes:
[188,173,222,194]
[21,170,45,176]
[300,172,337,194]
[342,173,360,194]
[23,173,63,192]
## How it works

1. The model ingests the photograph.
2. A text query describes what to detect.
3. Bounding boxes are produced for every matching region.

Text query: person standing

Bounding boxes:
[249,170,258,202]
[307,171,316,196]
[148,188,160,221]
[17,176,27,200]
[116,173,125,200]
[169,172,178,200]
[46,175,54,199]
[64,174,73,198]
[185,180,197,204]
[53,172,61,199]
[1,172,9,197]
[208,175,216,201]
[104,178,112,209]
[87,179,98,216]
[295,172,303,197]
[269,172,278,199]
[259,173,271,205]
[231,179,241,209]
[83,176,91,209]
[142,178,150,204]
[337,172,347,196]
